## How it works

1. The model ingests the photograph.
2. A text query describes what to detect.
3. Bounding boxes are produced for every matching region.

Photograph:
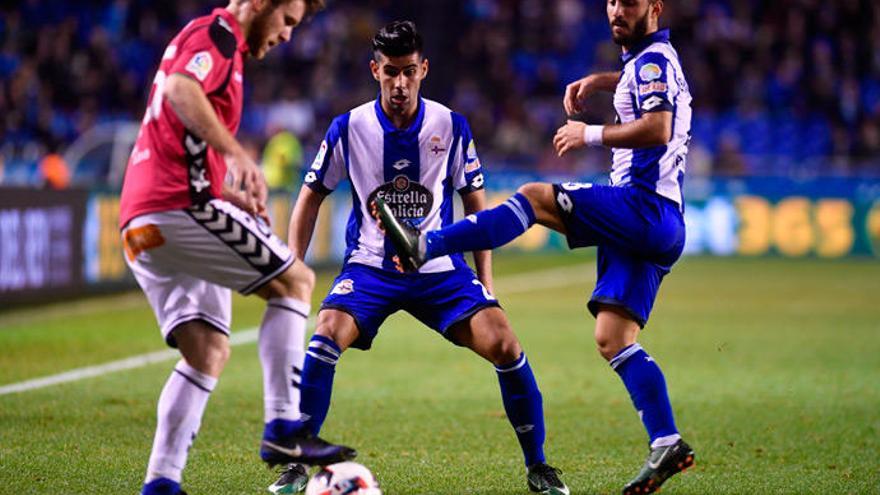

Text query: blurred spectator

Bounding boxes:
[262,131,304,192]
[0,0,878,185]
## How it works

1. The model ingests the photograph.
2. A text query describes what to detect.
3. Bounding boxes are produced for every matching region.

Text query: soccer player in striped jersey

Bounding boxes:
[378,1,695,493]
[271,21,568,495]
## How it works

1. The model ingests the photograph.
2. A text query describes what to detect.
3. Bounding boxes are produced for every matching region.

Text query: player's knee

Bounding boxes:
[482,323,523,365]
[516,182,546,204]
[269,262,315,301]
[594,330,627,361]
[313,311,357,352]
[491,336,523,366]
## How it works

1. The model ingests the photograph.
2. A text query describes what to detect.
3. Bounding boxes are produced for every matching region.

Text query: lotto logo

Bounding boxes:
[642,95,665,111]
[557,191,573,213]
[471,173,484,189]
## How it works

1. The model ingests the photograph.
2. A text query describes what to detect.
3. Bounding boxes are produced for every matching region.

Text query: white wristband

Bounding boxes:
[582,125,604,147]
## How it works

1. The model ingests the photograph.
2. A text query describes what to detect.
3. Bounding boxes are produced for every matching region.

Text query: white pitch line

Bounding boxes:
[0,262,592,396]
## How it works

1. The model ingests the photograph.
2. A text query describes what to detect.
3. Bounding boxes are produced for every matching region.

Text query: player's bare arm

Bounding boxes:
[553,111,672,156]
[288,184,326,260]
[164,73,267,216]
[461,189,494,294]
[564,71,621,116]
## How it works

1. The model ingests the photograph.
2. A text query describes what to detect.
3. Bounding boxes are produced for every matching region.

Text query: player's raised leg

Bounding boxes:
[450,308,569,495]
[594,305,694,494]
[376,183,564,271]
[142,321,229,495]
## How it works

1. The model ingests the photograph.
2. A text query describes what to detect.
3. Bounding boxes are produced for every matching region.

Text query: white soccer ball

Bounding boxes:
[305,462,382,495]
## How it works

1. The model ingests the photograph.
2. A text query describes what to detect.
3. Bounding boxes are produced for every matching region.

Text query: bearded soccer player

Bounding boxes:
[118,2,355,494]
[268,21,568,495]
[378,1,694,493]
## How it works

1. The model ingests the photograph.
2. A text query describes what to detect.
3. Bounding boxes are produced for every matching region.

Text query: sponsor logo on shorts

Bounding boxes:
[367,175,434,221]
[331,279,354,295]
[123,224,165,261]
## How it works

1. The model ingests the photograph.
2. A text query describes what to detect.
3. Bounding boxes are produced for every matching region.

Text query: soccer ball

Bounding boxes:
[305,462,382,495]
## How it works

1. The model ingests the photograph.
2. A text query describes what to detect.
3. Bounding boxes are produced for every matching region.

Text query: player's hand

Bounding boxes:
[369,200,386,233]
[391,255,405,273]
[223,151,268,217]
[563,75,596,116]
[553,120,587,157]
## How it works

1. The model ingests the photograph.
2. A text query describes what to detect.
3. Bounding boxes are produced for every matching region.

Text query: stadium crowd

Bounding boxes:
[0,0,878,186]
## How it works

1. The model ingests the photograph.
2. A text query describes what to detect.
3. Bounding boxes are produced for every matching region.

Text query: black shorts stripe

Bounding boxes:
[268,302,308,319]
[174,369,213,393]
[185,202,289,278]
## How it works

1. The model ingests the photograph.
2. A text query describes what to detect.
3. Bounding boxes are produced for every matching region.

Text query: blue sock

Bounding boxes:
[496,353,546,466]
[299,335,341,436]
[425,192,536,259]
[611,344,679,444]
[142,478,181,495]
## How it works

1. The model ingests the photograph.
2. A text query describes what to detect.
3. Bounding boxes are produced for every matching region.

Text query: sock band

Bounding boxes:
[495,352,527,373]
[173,360,217,393]
[610,343,643,370]
[267,297,310,319]
[307,335,341,365]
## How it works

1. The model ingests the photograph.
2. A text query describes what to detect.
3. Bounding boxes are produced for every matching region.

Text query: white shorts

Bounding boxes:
[122,199,294,346]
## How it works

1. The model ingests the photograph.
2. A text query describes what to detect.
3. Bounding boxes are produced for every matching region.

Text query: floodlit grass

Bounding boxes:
[1,253,878,494]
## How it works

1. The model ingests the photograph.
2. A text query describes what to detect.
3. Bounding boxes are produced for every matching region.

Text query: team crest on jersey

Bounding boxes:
[186,51,213,82]
[429,135,446,156]
[330,278,354,296]
[367,174,433,221]
[638,63,662,82]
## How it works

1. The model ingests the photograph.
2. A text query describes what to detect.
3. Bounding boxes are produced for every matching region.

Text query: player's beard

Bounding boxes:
[247,10,274,59]
[611,10,650,48]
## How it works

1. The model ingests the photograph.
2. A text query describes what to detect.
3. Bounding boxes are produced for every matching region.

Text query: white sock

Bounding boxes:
[145,360,217,484]
[260,297,310,423]
[651,433,682,449]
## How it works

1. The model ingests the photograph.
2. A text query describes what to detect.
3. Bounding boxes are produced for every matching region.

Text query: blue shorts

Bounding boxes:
[321,263,501,350]
[552,183,686,327]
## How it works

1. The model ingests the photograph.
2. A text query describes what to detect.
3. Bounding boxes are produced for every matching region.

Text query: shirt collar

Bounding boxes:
[213,8,248,54]
[620,28,670,64]
[374,96,426,135]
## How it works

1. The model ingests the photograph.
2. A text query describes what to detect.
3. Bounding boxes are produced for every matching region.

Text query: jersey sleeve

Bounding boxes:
[168,16,237,94]
[450,113,485,195]
[633,51,675,114]
[304,114,349,194]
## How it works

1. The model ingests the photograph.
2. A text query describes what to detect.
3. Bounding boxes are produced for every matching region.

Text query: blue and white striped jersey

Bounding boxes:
[305,98,485,273]
[611,29,692,207]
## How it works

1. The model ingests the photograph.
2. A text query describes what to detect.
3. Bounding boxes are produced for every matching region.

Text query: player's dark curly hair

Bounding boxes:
[372,21,423,59]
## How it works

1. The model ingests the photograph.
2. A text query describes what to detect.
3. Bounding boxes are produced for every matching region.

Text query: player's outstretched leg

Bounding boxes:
[596,308,694,494]
[376,190,538,271]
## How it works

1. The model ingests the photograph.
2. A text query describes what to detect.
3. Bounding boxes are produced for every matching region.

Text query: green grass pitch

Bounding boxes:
[1,252,878,494]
